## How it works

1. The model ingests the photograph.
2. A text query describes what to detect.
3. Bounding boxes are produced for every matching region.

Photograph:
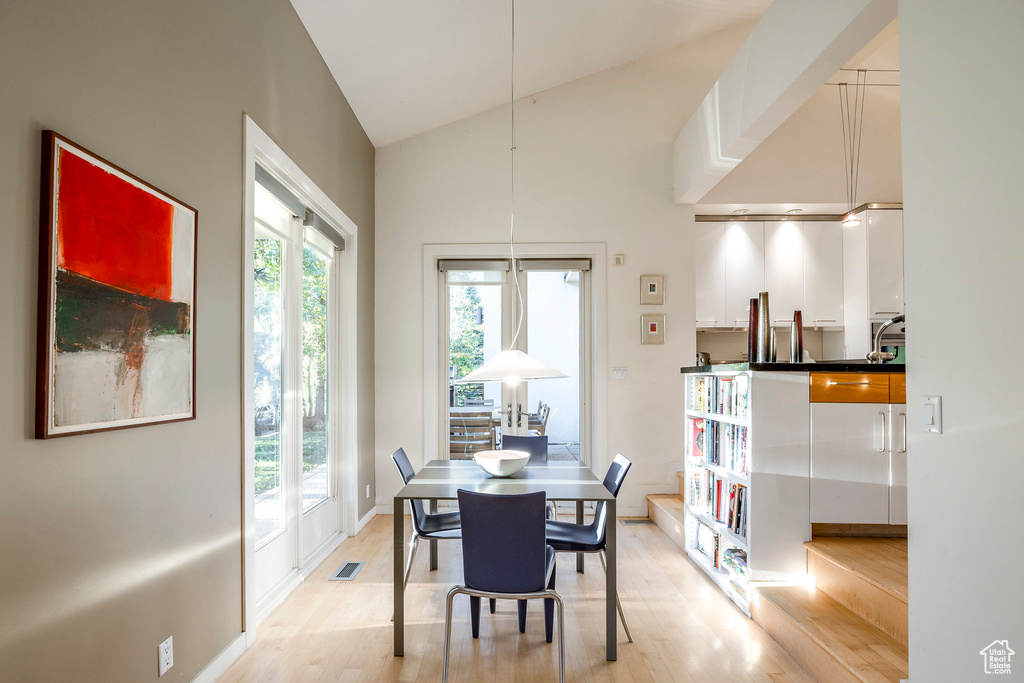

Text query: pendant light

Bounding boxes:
[458,0,567,386]
[839,70,867,227]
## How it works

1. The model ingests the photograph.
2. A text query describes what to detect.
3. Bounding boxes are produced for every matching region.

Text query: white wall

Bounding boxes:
[374,24,755,515]
[899,1,1024,679]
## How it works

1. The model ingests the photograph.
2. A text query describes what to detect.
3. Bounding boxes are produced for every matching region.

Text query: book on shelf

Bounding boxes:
[691,418,705,460]
[689,374,750,419]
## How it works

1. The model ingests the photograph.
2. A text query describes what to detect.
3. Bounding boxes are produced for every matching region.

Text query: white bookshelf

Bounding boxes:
[682,369,811,615]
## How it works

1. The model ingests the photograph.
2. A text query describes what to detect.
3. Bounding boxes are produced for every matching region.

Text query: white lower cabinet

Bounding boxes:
[810,403,890,524]
[811,402,907,524]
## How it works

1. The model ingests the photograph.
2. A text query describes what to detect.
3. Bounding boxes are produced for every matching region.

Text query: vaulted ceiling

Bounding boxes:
[289,0,772,148]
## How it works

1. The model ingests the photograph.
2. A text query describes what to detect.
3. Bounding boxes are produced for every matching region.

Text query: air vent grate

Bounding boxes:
[620,518,655,526]
[329,561,365,581]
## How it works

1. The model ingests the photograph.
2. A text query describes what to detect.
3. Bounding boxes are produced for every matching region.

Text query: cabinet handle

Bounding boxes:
[507,402,513,428]
[814,319,837,323]
[696,320,718,324]
[875,411,886,452]
[899,412,907,453]
[827,381,878,387]
[874,311,900,316]
[773,319,794,324]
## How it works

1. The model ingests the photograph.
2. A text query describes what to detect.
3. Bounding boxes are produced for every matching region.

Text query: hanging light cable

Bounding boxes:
[458,0,566,386]
[839,69,867,227]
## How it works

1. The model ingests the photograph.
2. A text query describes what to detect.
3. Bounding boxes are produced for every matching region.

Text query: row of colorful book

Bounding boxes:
[690,418,748,475]
[690,374,749,418]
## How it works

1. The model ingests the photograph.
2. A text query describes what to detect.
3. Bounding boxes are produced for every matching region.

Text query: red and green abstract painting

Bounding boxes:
[37,132,197,437]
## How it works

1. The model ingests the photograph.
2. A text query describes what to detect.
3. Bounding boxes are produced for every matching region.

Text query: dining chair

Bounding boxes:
[500,433,548,463]
[443,489,564,683]
[391,448,461,618]
[544,452,633,643]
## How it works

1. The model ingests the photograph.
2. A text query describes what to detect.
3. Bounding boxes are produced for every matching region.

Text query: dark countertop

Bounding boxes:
[680,362,906,374]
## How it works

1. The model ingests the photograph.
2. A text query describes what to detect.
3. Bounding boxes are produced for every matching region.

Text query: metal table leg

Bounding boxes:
[429,499,438,570]
[394,497,404,656]
[606,498,616,661]
[576,500,585,573]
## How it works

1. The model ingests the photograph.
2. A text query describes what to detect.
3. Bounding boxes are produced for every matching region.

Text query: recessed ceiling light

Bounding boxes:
[732,209,749,215]
[786,209,803,215]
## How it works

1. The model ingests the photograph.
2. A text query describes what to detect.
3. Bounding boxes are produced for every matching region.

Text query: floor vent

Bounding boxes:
[329,561,365,581]
[620,518,656,526]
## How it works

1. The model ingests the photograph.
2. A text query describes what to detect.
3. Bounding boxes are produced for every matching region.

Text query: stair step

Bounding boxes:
[646,494,686,552]
[753,585,908,683]
[806,538,908,645]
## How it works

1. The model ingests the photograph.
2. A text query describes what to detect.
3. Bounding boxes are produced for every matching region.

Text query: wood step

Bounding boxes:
[646,494,686,552]
[753,585,908,683]
[806,538,908,645]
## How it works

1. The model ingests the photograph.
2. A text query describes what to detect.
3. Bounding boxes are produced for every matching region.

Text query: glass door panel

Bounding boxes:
[253,231,285,543]
[447,269,504,458]
[525,270,581,461]
[301,245,330,510]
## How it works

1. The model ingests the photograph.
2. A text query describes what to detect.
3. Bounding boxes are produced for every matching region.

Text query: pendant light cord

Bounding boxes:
[838,70,868,215]
[508,0,525,349]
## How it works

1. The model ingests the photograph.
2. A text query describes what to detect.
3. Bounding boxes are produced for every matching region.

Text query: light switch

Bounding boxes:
[611,367,628,380]
[921,396,942,433]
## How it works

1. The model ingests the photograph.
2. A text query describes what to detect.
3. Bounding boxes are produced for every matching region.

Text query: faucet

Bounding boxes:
[866,314,905,363]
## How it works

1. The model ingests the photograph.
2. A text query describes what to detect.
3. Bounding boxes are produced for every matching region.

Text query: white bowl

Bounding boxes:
[473,450,530,477]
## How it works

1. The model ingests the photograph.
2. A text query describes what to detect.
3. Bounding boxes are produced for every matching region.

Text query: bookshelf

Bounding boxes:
[683,368,811,615]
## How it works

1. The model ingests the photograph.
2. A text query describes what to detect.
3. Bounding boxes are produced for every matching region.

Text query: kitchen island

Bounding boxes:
[678,362,905,614]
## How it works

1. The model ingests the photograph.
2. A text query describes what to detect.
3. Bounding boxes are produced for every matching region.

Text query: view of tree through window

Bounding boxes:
[302,246,329,509]
[449,285,484,405]
[254,236,284,541]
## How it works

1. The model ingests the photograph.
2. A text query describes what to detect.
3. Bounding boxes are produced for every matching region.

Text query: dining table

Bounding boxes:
[393,458,619,661]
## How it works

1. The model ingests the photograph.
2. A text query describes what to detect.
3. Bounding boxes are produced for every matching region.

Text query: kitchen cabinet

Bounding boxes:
[695,220,842,330]
[764,222,803,326]
[724,222,765,328]
[695,223,726,328]
[802,221,844,327]
[810,402,891,524]
[809,371,908,525]
[867,210,905,320]
[842,208,905,358]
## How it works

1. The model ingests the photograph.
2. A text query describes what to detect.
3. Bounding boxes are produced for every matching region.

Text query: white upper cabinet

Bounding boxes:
[764,221,804,326]
[724,222,765,328]
[802,221,844,327]
[866,210,905,320]
[694,223,726,328]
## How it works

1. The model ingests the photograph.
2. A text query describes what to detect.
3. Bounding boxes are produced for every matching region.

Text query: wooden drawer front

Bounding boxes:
[810,373,890,403]
[890,374,906,403]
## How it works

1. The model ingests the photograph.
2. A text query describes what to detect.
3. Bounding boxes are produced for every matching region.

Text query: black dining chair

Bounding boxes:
[500,433,549,462]
[544,452,633,643]
[443,489,564,683]
[391,448,462,602]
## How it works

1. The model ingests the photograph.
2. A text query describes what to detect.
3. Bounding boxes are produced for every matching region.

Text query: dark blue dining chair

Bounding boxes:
[391,448,461,606]
[500,433,549,462]
[544,452,633,643]
[443,489,564,683]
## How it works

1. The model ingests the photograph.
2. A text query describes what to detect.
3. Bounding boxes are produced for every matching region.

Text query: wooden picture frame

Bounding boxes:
[36,131,198,438]
[640,274,664,305]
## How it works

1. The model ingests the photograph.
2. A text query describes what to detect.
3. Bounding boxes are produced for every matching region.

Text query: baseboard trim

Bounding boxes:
[355,507,376,534]
[191,632,246,683]
[251,531,347,628]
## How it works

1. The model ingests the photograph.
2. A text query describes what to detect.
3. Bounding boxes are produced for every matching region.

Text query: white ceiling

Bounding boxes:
[289,0,772,148]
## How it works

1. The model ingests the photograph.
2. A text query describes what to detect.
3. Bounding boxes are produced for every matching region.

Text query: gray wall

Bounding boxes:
[899,0,1024,679]
[0,1,375,680]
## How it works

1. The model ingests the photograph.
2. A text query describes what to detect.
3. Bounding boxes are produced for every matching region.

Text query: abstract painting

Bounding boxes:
[36,131,197,438]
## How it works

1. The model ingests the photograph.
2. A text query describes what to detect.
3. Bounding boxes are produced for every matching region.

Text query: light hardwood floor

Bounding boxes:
[219,515,814,682]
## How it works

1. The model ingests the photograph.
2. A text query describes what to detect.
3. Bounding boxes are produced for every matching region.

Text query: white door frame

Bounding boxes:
[422,242,607,475]
[242,115,360,641]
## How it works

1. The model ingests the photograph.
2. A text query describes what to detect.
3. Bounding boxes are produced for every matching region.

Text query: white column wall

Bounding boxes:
[899,1,1024,679]
[374,24,754,515]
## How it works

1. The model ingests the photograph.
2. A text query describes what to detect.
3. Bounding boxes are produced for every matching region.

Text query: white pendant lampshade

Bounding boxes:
[457,349,568,385]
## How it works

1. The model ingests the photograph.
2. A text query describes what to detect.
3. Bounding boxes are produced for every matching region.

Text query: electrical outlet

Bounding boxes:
[365,484,370,499]
[158,636,173,676]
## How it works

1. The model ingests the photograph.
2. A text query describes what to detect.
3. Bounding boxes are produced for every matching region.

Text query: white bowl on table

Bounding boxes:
[473,450,530,477]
